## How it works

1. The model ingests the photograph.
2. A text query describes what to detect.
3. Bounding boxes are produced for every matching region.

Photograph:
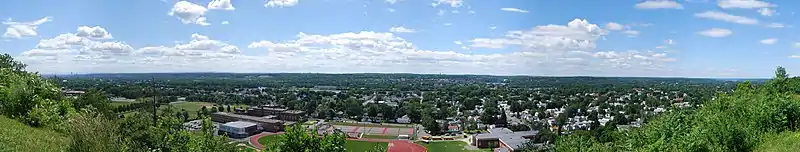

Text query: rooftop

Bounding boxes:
[223,121,258,128]
[283,110,305,114]
[213,112,283,123]
[475,128,540,150]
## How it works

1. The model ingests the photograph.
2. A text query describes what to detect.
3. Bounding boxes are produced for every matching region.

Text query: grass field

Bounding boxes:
[0,116,71,152]
[361,134,398,139]
[755,132,800,152]
[330,122,414,128]
[257,134,282,148]
[163,102,215,118]
[111,101,135,107]
[345,140,388,152]
[415,141,491,152]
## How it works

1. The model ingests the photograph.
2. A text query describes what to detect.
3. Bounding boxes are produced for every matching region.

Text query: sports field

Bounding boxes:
[345,140,388,152]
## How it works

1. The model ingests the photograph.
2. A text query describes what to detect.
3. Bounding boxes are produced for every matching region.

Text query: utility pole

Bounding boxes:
[152,77,158,126]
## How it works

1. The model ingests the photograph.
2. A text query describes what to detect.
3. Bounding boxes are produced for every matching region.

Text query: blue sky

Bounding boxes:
[1,0,798,78]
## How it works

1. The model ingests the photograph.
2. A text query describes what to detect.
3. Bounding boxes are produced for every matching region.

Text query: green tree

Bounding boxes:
[74,89,114,117]
[277,124,347,152]
[421,112,441,135]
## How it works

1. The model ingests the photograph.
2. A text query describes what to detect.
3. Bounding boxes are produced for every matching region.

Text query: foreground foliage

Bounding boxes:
[0,54,243,152]
[0,115,71,152]
[554,67,800,152]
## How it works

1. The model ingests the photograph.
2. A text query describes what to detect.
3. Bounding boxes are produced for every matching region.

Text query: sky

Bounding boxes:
[1,0,799,78]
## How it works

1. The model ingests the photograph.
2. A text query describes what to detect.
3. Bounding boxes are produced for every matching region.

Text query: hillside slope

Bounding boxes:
[0,116,71,151]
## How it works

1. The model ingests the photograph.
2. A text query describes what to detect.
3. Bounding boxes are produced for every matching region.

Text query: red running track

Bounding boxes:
[249,132,283,150]
[388,140,426,152]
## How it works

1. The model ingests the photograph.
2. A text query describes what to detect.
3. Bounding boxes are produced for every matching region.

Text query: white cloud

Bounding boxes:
[386,0,402,4]
[76,26,113,39]
[665,39,675,45]
[470,19,605,51]
[2,16,52,39]
[718,0,775,9]
[500,8,529,13]
[764,23,785,28]
[623,30,640,37]
[605,22,624,31]
[635,0,684,9]
[35,33,94,50]
[265,0,299,8]
[191,33,209,41]
[790,55,800,59]
[221,21,229,25]
[697,28,733,37]
[23,49,66,57]
[18,19,684,77]
[387,8,396,12]
[759,38,777,44]
[794,43,800,48]
[86,42,135,56]
[758,8,775,16]
[208,0,235,10]
[389,26,416,33]
[175,34,240,54]
[695,11,758,25]
[169,1,210,26]
[443,23,453,26]
[432,0,464,8]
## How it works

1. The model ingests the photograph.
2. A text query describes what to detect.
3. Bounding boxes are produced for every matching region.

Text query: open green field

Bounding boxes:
[330,122,414,128]
[755,132,800,152]
[0,116,71,152]
[111,101,135,107]
[415,141,491,152]
[345,140,387,152]
[361,134,398,139]
[257,134,282,148]
[163,102,215,118]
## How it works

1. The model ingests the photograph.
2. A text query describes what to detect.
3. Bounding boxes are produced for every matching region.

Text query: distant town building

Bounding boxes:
[396,115,411,124]
[218,121,260,138]
[472,128,539,152]
[211,112,293,132]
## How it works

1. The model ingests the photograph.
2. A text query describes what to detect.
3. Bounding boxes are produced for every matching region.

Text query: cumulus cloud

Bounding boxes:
[695,11,758,25]
[76,26,113,39]
[623,30,640,37]
[18,19,681,77]
[470,19,606,51]
[221,21,229,25]
[635,0,684,9]
[605,22,624,31]
[2,16,52,39]
[500,8,529,13]
[718,0,775,9]
[432,0,464,8]
[169,1,210,26]
[758,8,775,16]
[764,23,785,28]
[791,55,800,59]
[208,0,235,10]
[389,26,416,33]
[265,0,299,8]
[698,28,732,37]
[759,38,777,44]
[385,0,402,4]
